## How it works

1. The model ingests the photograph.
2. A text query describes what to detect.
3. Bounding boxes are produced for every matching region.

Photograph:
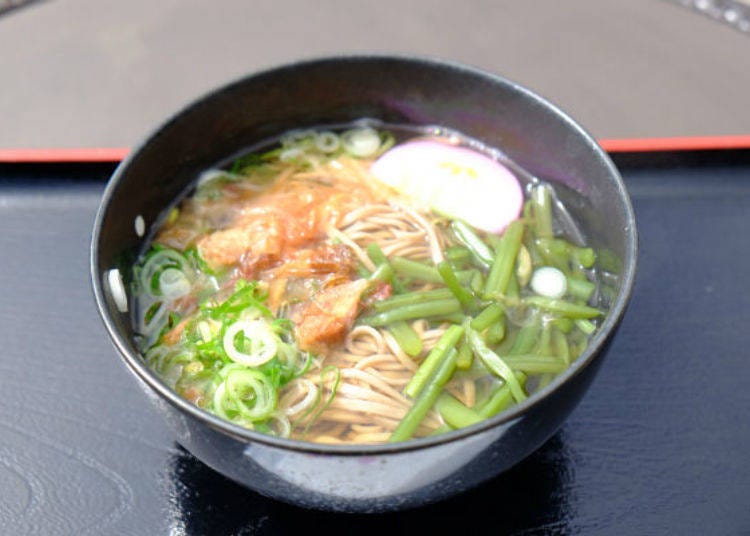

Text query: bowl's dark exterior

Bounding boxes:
[91,55,637,512]
[132,337,609,512]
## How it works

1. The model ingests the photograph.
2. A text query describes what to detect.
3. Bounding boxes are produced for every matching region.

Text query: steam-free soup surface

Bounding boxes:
[131,124,603,444]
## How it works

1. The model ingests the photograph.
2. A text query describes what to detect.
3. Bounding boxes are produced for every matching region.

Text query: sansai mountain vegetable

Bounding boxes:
[138,279,311,435]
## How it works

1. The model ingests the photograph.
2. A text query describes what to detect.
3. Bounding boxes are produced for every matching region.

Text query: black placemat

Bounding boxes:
[0,156,748,535]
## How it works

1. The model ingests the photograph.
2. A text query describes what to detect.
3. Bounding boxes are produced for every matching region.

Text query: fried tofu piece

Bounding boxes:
[291,279,368,353]
[197,213,284,269]
[275,244,354,278]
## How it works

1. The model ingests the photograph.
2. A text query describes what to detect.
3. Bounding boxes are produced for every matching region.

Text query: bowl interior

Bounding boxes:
[92,55,636,452]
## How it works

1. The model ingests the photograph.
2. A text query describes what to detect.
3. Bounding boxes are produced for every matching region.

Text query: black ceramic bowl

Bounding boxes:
[91,55,637,513]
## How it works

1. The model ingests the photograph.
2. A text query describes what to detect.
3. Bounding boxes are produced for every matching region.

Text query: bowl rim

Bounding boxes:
[91,52,638,455]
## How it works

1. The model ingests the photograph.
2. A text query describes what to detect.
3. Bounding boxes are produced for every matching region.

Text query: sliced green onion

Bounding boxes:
[148,348,194,387]
[205,280,271,319]
[378,130,396,154]
[341,127,381,158]
[280,147,304,162]
[530,266,567,299]
[223,320,278,366]
[175,368,217,407]
[282,379,318,418]
[213,368,276,422]
[267,412,292,438]
[107,268,128,312]
[314,131,340,153]
[158,268,191,298]
[139,300,168,335]
[290,350,314,378]
[196,319,218,342]
[281,128,316,147]
[139,249,188,295]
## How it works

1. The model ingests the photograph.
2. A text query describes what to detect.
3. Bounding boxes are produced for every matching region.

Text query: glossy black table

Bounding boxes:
[1,153,748,535]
